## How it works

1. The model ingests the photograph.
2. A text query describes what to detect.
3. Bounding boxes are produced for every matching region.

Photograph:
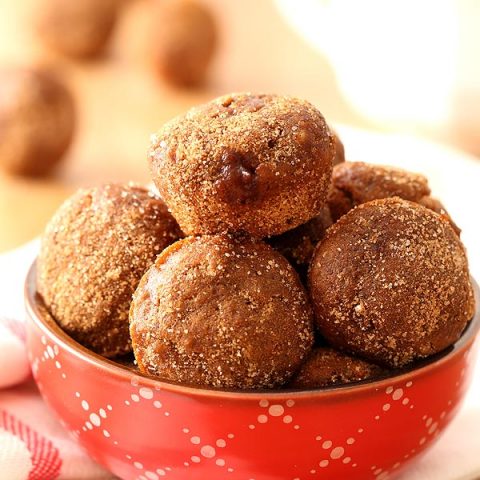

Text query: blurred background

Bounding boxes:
[1,0,479,252]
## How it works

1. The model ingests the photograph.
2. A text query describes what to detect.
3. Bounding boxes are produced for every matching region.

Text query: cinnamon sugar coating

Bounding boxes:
[152,0,217,87]
[328,162,430,221]
[308,198,475,368]
[149,93,334,237]
[37,183,182,358]
[289,347,385,389]
[417,195,461,235]
[0,67,75,176]
[328,162,460,234]
[130,235,315,389]
[267,206,332,278]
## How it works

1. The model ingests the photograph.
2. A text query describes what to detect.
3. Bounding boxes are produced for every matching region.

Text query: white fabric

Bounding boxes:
[0,321,30,388]
[0,240,37,387]
[0,428,33,480]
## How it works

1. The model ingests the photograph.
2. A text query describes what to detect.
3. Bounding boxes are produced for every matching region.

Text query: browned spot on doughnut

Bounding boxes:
[214,151,260,204]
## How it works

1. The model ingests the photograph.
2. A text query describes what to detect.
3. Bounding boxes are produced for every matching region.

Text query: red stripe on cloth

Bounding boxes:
[0,409,62,480]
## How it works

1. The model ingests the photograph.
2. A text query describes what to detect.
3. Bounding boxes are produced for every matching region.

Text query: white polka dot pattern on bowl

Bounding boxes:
[29,329,473,480]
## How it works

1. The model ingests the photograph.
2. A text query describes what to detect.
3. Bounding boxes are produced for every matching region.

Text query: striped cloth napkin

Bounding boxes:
[0,240,479,480]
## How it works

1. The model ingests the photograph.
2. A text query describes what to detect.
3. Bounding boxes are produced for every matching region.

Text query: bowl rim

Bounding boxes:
[25,261,480,400]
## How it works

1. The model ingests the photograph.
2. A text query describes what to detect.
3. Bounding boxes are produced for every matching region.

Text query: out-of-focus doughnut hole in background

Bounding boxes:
[0,0,479,252]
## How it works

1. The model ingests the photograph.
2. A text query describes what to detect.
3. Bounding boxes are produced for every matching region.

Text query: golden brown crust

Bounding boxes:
[35,0,119,58]
[130,235,315,389]
[149,93,334,237]
[152,0,217,86]
[0,67,75,176]
[288,347,385,388]
[308,198,475,368]
[328,162,431,221]
[267,206,332,278]
[37,183,182,358]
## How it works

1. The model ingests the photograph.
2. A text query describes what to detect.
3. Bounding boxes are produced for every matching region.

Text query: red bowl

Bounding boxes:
[25,263,479,480]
